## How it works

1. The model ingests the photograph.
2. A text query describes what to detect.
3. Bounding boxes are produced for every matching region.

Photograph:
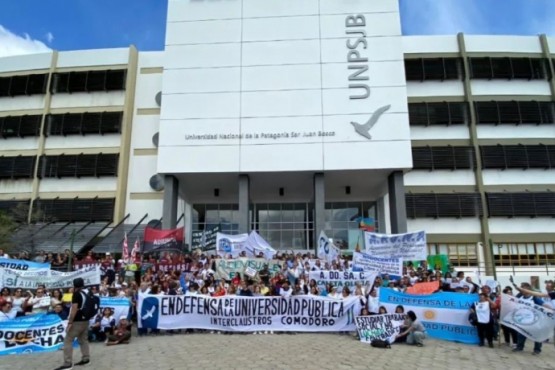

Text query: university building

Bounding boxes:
[0,0,553,276]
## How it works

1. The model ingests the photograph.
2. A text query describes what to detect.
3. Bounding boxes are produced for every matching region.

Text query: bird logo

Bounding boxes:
[140,297,159,328]
[142,305,156,320]
[350,105,391,140]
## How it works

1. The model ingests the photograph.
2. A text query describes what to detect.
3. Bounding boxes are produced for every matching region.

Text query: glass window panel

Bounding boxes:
[536,243,545,255]
[205,210,219,223]
[544,243,554,254]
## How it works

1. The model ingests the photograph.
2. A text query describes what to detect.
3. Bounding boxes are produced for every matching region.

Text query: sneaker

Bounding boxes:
[533,351,541,355]
[512,348,523,352]
[253,332,257,335]
[54,365,73,370]
[75,359,90,366]
[488,343,494,348]
[416,343,423,347]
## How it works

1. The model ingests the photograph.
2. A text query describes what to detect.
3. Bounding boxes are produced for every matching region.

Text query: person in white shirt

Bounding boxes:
[0,249,9,259]
[0,300,17,322]
[279,282,292,298]
[367,288,380,314]
[24,288,51,315]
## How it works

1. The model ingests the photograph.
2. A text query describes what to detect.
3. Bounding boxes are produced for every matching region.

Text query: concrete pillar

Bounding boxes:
[238,175,250,234]
[377,195,388,233]
[162,175,178,229]
[388,171,407,234]
[314,173,325,250]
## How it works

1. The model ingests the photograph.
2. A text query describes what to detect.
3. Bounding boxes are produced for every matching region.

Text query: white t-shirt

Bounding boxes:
[475,301,491,324]
[279,287,292,298]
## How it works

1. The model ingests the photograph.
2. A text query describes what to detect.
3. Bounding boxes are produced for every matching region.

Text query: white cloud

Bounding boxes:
[45,32,54,44]
[0,24,51,58]
[401,0,487,35]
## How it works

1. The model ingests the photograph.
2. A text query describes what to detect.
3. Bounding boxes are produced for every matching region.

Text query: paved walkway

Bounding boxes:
[1,332,554,370]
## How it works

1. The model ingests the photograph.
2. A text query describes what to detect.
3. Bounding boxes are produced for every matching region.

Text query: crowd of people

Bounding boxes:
[1,248,554,355]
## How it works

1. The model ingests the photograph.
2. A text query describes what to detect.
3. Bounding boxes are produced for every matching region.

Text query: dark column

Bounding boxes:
[238,175,250,234]
[314,173,325,251]
[162,175,178,229]
[388,171,407,234]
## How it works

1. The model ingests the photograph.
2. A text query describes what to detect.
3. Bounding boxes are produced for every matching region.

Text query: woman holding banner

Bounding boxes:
[471,293,496,348]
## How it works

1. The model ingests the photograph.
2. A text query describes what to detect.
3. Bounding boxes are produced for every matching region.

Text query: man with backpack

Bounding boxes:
[55,278,99,370]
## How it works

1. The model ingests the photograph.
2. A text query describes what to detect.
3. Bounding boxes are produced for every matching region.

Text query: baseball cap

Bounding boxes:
[119,315,128,321]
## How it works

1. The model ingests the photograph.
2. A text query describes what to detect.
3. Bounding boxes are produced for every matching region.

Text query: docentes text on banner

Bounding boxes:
[308,271,376,294]
[499,293,555,342]
[138,295,361,332]
[0,314,67,356]
[379,288,478,344]
[355,314,406,344]
[352,252,402,276]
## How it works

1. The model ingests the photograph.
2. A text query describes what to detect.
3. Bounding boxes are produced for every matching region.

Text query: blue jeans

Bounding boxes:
[516,333,542,353]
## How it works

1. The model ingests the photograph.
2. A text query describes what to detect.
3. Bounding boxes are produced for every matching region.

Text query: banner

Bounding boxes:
[308,271,377,294]
[427,255,449,274]
[1,265,101,290]
[73,261,101,270]
[94,297,131,326]
[317,231,338,264]
[406,281,440,295]
[243,231,276,260]
[191,225,220,251]
[355,314,406,344]
[499,294,555,342]
[0,258,50,271]
[0,314,66,356]
[364,231,427,261]
[352,252,402,276]
[143,227,184,253]
[216,233,248,256]
[379,289,478,344]
[215,258,284,280]
[150,262,191,273]
[138,294,361,332]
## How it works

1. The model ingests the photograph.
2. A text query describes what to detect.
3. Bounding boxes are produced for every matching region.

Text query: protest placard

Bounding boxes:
[138,295,361,332]
[500,293,555,342]
[308,271,377,294]
[215,258,283,280]
[0,258,50,271]
[364,231,427,260]
[355,314,406,344]
[352,252,402,276]
[244,266,257,278]
[1,265,101,290]
[0,314,67,356]
[379,288,478,344]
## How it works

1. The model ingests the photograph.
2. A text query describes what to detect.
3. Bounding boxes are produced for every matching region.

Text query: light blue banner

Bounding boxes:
[0,314,66,356]
[379,288,479,344]
[0,258,50,271]
[98,297,131,324]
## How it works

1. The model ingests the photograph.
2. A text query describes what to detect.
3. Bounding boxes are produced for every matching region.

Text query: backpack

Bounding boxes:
[79,291,100,321]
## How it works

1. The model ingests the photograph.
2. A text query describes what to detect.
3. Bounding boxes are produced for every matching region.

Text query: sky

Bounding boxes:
[1,0,555,57]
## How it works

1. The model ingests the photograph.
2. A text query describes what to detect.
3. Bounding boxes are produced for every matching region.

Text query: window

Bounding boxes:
[0,74,47,97]
[494,243,555,266]
[192,204,240,236]
[406,193,483,218]
[0,200,30,213]
[486,192,555,217]
[405,58,462,81]
[253,203,314,250]
[409,102,468,126]
[481,145,554,169]
[428,243,478,267]
[470,57,548,80]
[475,101,554,124]
[412,146,476,170]
[0,115,41,138]
[51,70,126,93]
[44,112,122,136]
[0,156,36,179]
[34,198,115,222]
[38,153,119,178]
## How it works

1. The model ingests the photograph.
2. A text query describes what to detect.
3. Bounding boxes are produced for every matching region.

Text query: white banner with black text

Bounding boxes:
[308,271,377,295]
